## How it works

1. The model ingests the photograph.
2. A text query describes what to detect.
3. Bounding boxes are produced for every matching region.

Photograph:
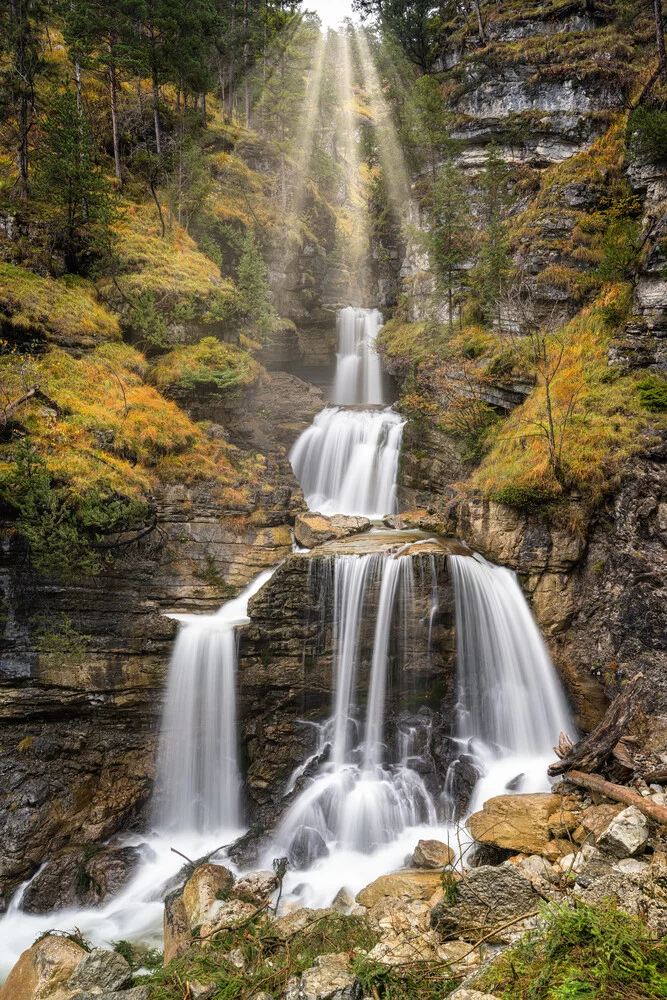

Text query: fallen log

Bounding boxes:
[548,673,644,777]
[563,770,667,827]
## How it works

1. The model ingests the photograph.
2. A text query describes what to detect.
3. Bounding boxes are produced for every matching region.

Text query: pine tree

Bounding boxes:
[429,160,474,332]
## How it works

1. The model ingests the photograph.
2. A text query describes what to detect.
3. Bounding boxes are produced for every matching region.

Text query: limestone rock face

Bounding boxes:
[412,839,455,869]
[284,953,361,1000]
[430,863,538,942]
[67,948,132,993]
[356,869,445,908]
[164,895,192,965]
[467,794,560,856]
[182,864,235,928]
[0,935,85,1000]
[294,513,371,549]
[597,806,650,858]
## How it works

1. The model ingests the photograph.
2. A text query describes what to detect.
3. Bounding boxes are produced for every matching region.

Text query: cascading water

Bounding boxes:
[154,570,275,834]
[270,550,439,874]
[290,306,405,519]
[332,306,385,405]
[447,553,576,810]
[290,408,404,518]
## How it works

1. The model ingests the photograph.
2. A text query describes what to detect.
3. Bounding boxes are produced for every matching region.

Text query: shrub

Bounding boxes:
[638,374,667,412]
[628,106,667,163]
[150,337,261,399]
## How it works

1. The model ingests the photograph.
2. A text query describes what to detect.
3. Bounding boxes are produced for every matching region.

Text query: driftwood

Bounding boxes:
[548,672,644,777]
[645,767,667,785]
[563,770,667,827]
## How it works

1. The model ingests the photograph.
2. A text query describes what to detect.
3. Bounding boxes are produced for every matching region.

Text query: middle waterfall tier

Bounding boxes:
[290,407,405,518]
[332,306,386,406]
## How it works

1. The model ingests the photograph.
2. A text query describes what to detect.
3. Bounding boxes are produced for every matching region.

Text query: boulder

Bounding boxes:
[67,949,132,993]
[356,869,445,908]
[518,855,553,878]
[449,991,501,1000]
[272,908,337,940]
[182,863,235,928]
[287,827,329,870]
[412,840,455,869]
[467,794,560,855]
[547,809,578,838]
[164,895,192,965]
[331,887,355,913]
[186,984,215,1000]
[597,806,649,857]
[284,953,361,1000]
[430,862,538,942]
[0,935,85,1000]
[231,870,278,906]
[21,847,146,914]
[294,514,371,549]
[200,899,258,939]
[579,803,626,839]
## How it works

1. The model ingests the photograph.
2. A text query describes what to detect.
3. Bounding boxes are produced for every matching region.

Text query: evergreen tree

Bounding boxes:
[34,86,116,274]
[351,0,448,71]
[429,159,474,332]
[0,0,49,198]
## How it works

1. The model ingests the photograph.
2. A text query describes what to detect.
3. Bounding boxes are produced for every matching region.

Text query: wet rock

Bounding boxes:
[467,794,560,856]
[382,515,406,529]
[0,934,85,1000]
[430,863,538,942]
[22,845,148,915]
[284,952,361,1000]
[331,887,355,913]
[200,899,258,939]
[288,828,330,870]
[231,870,278,906]
[164,895,192,965]
[67,948,132,993]
[273,907,337,940]
[412,839,455,869]
[294,513,371,549]
[596,806,649,857]
[182,863,235,928]
[356,869,445,907]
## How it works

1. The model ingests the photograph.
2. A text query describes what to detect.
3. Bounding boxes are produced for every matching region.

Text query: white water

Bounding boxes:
[290,306,405,520]
[449,553,576,812]
[154,570,275,833]
[332,306,385,406]
[290,407,404,519]
[269,552,440,885]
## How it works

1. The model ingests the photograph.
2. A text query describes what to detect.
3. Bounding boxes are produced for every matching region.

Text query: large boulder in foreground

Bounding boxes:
[430,863,538,942]
[294,514,371,549]
[182,863,235,928]
[284,952,361,1000]
[164,895,192,965]
[596,806,649,857]
[67,948,132,993]
[467,794,560,856]
[356,869,445,908]
[0,934,85,1000]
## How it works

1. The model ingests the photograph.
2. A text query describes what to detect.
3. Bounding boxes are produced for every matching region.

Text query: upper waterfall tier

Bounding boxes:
[332,306,385,406]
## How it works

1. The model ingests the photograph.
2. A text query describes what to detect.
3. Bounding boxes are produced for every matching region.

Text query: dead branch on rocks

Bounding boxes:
[563,770,667,827]
[548,673,644,777]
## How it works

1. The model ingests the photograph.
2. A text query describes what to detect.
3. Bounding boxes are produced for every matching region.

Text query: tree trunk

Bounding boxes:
[564,770,667,827]
[151,48,162,156]
[108,61,122,182]
[472,0,485,38]
[229,7,236,118]
[548,673,645,777]
[244,0,250,128]
[655,0,666,71]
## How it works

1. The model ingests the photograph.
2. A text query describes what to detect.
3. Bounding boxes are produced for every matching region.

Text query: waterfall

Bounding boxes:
[290,306,404,519]
[154,570,274,834]
[332,306,385,406]
[290,407,404,519]
[271,551,438,866]
[448,553,575,806]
